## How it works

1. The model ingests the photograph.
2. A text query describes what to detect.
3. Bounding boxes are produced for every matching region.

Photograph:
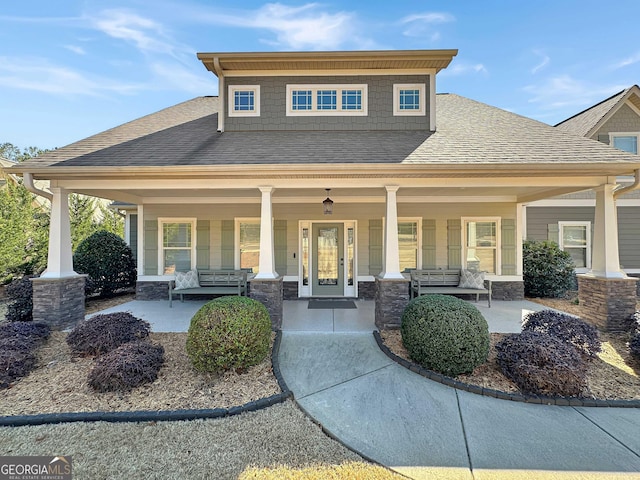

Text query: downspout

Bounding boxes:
[213,57,224,133]
[23,172,53,201]
[613,169,640,198]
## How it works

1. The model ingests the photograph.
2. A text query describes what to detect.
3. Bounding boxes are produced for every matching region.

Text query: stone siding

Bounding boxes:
[250,277,284,330]
[283,281,298,300]
[375,277,410,330]
[358,281,377,300]
[490,281,524,301]
[136,281,169,300]
[577,275,638,332]
[32,276,86,330]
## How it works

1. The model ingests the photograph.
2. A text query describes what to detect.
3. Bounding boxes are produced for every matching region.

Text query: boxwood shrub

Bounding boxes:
[523,240,575,298]
[5,276,34,323]
[630,312,640,361]
[522,309,601,359]
[186,296,272,374]
[66,312,151,356]
[400,294,490,377]
[496,331,588,397]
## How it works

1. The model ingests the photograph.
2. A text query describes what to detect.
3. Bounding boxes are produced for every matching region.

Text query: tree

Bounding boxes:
[0,143,48,162]
[98,202,125,238]
[69,193,99,252]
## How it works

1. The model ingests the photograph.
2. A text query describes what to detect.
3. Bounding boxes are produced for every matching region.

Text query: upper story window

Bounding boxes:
[228,85,260,117]
[610,132,639,154]
[286,84,368,116]
[394,84,426,116]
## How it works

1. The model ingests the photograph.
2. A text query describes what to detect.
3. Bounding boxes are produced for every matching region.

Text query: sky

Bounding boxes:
[1,0,640,150]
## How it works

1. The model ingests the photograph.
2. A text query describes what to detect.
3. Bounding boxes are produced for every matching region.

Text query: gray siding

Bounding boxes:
[129,214,138,262]
[527,206,640,269]
[593,103,640,140]
[225,75,430,132]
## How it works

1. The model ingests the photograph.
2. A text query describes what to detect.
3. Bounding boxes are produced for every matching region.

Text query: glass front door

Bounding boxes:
[312,223,344,296]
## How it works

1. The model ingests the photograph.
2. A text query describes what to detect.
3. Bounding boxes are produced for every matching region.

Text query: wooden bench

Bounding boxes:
[410,269,492,307]
[169,270,247,307]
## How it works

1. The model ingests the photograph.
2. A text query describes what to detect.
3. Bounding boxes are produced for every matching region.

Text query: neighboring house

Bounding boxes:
[525,85,640,277]
[7,50,640,332]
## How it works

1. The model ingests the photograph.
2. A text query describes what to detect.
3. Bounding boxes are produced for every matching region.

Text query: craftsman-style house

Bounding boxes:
[6,50,640,331]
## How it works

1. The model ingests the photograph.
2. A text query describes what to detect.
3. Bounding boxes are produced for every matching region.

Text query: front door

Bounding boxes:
[312,223,344,296]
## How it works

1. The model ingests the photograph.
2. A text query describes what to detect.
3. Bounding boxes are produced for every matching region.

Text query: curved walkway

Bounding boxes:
[278,332,640,480]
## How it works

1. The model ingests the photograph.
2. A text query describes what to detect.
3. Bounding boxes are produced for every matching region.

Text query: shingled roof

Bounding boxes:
[11,93,640,173]
[555,85,640,138]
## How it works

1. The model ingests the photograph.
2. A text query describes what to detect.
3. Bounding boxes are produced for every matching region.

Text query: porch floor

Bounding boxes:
[87,298,552,333]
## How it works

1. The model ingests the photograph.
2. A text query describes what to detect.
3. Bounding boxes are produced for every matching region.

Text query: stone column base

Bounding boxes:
[249,277,283,330]
[31,275,86,330]
[375,277,410,330]
[577,274,638,332]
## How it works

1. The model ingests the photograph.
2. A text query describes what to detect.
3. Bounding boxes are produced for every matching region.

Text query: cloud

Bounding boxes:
[523,75,626,109]
[64,45,86,55]
[531,49,549,74]
[190,3,366,50]
[611,51,640,69]
[440,62,488,77]
[87,8,191,59]
[0,57,144,96]
[399,12,454,41]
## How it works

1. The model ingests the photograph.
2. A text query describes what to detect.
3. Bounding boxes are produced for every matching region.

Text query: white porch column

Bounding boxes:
[590,184,626,278]
[255,186,278,279]
[381,185,403,279]
[41,187,76,278]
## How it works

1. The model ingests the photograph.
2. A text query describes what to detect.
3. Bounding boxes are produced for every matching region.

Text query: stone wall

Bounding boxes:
[136,281,169,300]
[490,281,524,301]
[358,281,377,300]
[32,276,86,330]
[283,281,298,300]
[250,277,284,330]
[375,277,410,330]
[577,275,638,332]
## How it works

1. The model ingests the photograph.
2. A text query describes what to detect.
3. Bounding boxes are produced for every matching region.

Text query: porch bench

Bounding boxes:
[410,269,492,307]
[169,270,247,307]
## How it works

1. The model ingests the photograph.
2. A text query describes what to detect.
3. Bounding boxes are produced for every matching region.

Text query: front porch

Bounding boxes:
[88,298,554,334]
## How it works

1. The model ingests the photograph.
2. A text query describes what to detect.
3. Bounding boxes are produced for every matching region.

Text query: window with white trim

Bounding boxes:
[394,83,426,116]
[236,219,260,274]
[559,221,591,269]
[463,218,500,274]
[286,84,368,116]
[398,219,421,272]
[228,85,260,117]
[158,218,196,274]
[610,132,639,154]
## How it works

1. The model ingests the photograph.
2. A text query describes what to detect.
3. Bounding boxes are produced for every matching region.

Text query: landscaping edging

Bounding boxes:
[0,331,292,427]
[373,331,640,408]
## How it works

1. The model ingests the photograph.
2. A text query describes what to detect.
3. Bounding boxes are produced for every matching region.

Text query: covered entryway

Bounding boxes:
[300,221,356,298]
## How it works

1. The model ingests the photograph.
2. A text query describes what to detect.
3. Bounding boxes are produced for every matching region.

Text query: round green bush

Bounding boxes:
[400,294,490,376]
[523,240,575,298]
[186,296,272,374]
[73,230,136,297]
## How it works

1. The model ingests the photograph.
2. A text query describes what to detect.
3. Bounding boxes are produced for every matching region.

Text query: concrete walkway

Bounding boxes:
[278,332,640,479]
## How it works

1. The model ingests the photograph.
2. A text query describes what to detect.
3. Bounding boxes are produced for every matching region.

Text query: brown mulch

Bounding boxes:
[381,296,640,400]
[0,330,280,416]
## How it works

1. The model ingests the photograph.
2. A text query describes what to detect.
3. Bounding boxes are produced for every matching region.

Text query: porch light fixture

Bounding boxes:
[323,189,334,215]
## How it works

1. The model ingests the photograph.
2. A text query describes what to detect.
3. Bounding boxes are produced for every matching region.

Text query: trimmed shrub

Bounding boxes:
[523,240,575,298]
[88,341,164,392]
[630,312,640,361]
[66,312,150,356]
[5,276,34,323]
[522,309,601,359]
[73,230,136,297]
[186,296,272,374]
[496,331,588,397]
[0,321,50,345]
[0,348,37,389]
[400,294,490,377]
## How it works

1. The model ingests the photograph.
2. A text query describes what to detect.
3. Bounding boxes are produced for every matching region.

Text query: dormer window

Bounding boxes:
[287,84,368,116]
[228,85,260,117]
[394,84,426,116]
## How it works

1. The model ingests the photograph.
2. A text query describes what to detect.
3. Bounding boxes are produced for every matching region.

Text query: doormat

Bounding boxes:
[308,300,357,309]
